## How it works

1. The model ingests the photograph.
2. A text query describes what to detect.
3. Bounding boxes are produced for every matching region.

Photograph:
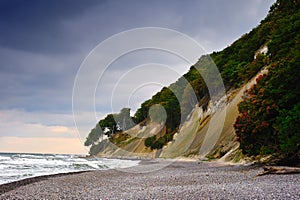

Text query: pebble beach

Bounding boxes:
[1,160,299,199]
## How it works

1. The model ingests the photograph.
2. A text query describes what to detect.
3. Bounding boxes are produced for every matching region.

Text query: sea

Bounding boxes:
[0,152,140,185]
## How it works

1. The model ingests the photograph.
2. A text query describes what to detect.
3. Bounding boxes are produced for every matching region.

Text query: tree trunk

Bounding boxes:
[258,166,300,176]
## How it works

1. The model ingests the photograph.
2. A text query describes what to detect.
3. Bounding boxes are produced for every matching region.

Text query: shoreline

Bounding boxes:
[0,154,142,191]
[1,160,300,199]
[0,170,92,195]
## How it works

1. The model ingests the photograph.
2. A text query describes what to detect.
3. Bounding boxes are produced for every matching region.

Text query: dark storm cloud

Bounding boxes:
[0,0,275,54]
[0,0,101,54]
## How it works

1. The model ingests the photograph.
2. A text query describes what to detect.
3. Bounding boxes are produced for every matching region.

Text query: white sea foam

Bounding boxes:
[0,153,140,184]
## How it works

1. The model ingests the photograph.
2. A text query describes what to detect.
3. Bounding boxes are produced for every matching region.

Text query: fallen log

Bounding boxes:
[258,166,300,176]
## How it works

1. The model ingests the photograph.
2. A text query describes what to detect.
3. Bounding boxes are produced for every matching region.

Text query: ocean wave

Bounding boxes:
[0,153,139,184]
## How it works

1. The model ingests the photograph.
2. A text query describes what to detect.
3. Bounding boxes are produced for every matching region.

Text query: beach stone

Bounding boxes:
[0,161,300,199]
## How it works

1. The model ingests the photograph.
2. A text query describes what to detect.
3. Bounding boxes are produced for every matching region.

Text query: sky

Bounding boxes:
[0,0,275,154]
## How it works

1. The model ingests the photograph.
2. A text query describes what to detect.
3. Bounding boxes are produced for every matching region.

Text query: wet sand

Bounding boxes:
[1,160,299,199]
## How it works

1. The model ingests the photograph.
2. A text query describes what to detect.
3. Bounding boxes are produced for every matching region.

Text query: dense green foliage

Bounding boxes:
[145,135,165,150]
[234,0,300,165]
[134,87,181,131]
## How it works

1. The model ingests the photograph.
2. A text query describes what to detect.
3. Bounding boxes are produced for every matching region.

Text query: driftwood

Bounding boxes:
[258,166,300,176]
